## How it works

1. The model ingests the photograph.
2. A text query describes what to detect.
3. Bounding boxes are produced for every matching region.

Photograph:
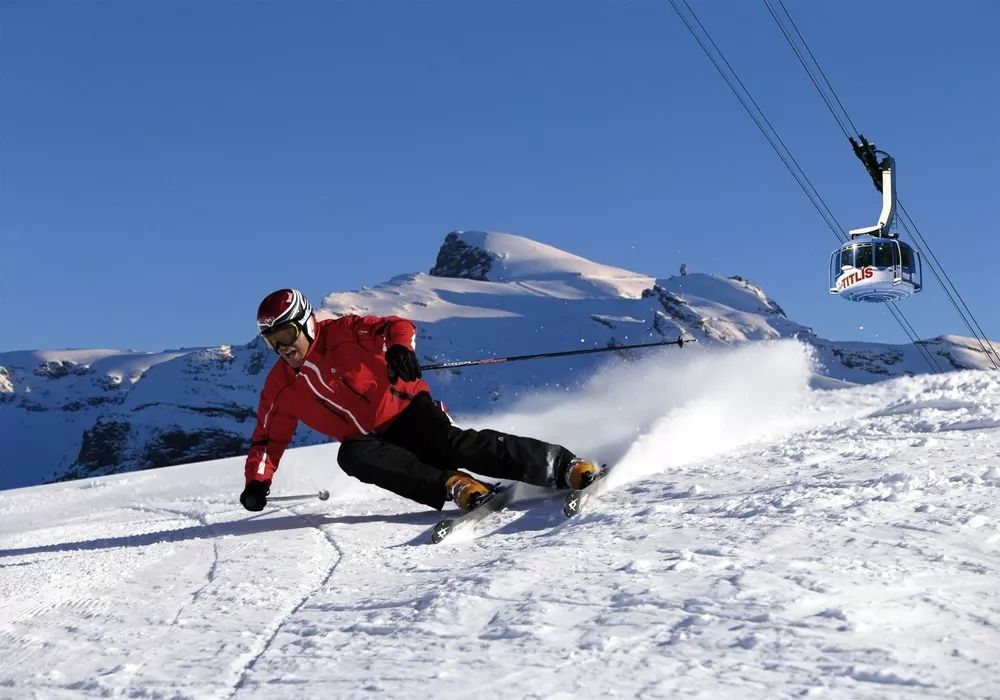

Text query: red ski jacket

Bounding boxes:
[243,315,431,483]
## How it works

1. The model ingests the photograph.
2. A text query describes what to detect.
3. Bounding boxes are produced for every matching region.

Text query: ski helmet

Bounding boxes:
[256,289,316,345]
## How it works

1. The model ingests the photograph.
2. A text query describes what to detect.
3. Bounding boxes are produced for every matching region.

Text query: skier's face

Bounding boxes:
[276,332,310,369]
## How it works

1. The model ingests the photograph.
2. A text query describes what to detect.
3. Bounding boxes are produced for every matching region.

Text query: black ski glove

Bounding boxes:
[386,344,421,384]
[240,479,271,512]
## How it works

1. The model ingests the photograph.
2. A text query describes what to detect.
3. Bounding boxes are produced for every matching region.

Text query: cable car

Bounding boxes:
[829,137,922,302]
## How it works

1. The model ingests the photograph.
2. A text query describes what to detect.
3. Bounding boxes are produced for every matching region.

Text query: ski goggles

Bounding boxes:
[261,322,303,351]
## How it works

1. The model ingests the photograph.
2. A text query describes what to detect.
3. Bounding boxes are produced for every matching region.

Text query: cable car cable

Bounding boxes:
[761,1,999,371]
[761,0,854,141]
[666,0,846,244]
[897,205,1000,369]
[886,301,946,374]
[671,0,940,371]
[767,0,861,138]
[667,0,942,373]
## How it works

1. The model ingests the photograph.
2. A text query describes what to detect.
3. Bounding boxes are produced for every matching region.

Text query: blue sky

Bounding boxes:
[2,0,997,353]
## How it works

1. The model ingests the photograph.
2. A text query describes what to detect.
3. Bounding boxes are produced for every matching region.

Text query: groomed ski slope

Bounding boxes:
[2,340,999,699]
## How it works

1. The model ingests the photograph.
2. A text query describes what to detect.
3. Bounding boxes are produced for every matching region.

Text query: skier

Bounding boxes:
[240,288,600,513]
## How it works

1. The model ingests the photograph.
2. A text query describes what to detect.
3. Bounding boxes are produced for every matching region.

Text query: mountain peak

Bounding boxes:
[429,230,654,298]
[429,231,497,281]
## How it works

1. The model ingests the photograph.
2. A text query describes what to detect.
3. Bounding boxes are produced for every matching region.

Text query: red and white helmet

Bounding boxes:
[256,288,316,340]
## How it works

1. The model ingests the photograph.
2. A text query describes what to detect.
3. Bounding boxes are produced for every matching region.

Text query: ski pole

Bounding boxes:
[268,489,330,502]
[419,336,694,372]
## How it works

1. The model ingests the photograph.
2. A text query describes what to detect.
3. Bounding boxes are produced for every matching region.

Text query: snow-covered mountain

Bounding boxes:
[2,342,999,697]
[1,230,996,490]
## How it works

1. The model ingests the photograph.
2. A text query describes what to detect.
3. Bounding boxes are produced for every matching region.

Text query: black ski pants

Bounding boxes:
[336,392,576,510]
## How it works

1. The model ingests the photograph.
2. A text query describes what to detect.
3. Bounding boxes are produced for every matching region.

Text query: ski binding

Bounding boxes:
[430,484,515,544]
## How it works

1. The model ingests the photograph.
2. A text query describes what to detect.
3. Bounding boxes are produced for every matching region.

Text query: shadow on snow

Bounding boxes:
[0,509,437,560]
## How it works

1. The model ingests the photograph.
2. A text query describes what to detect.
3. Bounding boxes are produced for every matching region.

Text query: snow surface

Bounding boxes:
[2,340,999,698]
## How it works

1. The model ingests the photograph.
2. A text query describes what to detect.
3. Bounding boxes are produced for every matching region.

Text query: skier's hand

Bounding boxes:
[240,479,271,512]
[386,344,421,384]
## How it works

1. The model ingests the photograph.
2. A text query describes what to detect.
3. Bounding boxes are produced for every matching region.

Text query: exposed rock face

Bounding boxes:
[75,419,132,476]
[429,231,497,281]
[0,367,14,401]
[0,341,290,489]
[34,360,90,379]
[643,285,704,326]
[68,421,250,481]
[244,345,269,376]
[829,346,903,375]
[141,428,247,469]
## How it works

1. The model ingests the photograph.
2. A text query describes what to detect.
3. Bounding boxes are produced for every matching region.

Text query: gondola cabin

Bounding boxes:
[829,234,922,302]
[829,138,923,303]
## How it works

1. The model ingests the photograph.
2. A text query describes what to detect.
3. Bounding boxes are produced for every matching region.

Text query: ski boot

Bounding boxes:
[445,472,492,512]
[562,458,600,490]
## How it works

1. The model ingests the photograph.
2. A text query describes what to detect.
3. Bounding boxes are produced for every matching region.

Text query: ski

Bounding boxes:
[563,465,612,518]
[430,484,516,544]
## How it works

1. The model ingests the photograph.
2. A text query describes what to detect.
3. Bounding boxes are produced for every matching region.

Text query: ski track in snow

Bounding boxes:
[1,341,999,699]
